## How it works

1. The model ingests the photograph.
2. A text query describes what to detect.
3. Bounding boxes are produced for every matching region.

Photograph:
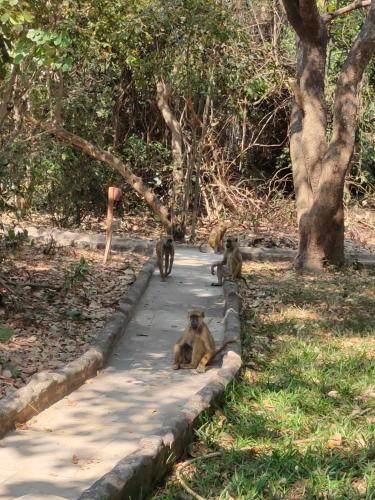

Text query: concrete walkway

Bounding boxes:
[0,248,225,499]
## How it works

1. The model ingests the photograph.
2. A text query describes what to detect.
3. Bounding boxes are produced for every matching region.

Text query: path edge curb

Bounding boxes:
[77,280,242,500]
[8,224,154,255]
[0,255,156,439]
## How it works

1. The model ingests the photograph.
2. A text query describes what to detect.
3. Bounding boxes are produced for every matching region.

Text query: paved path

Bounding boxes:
[0,248,224,499]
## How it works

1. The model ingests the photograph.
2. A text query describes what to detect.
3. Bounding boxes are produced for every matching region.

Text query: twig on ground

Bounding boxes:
[176,452,222,500]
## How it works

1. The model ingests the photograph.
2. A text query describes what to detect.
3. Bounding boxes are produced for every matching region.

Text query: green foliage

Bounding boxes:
[3,226,27,246]
[68,257,89,282]
[0,0,374,222]
[0,327,15,342]
[0,355,19,377]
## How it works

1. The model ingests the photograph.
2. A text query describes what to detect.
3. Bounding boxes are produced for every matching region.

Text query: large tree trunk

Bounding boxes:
[283,0,375,270]
[27,116,171,229]
[156,81,185,239]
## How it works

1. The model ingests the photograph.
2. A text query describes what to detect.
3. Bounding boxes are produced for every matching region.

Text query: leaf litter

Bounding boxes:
[0,242,146,398]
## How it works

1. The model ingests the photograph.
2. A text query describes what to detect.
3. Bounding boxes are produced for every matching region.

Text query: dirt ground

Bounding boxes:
[0,240,147,399]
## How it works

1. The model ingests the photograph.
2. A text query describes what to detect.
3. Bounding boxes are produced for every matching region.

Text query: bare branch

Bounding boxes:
[323,0,371,23]
[0,64,17,127]
[54,70,63,126]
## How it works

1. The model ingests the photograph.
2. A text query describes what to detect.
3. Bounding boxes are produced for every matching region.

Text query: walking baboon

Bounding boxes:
[156,236,174,281]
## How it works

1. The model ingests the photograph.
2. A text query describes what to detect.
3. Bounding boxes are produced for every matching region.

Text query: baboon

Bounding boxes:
[173,309,235,373]
[211,236,249,288]
[200,221,231,253]
[156,236,175,281]
[167,208,185,242]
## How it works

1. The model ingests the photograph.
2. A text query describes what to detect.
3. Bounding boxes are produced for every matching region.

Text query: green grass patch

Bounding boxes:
[152,264,375,499]
[0,326,15,342]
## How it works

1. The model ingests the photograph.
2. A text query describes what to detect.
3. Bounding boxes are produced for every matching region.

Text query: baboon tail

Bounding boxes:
[213,339,237,359]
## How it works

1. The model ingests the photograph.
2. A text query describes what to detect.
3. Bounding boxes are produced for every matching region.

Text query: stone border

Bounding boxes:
[77,280,242,500]
[0,256,156,439]
[239,246,375,266]
[240,246,296,262]
[5,224,154,255]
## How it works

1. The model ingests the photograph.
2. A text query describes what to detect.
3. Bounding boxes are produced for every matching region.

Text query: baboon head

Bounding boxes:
[189,309,205,331]
[165,238,173,248]
[225,237,239,250]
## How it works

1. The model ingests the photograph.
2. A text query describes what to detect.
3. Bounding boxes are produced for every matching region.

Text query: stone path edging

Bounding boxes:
[0,256,156,439]
[6,225,154,255]
[8,225,373,266]
[77,280,242,500]
[240,246,375,266]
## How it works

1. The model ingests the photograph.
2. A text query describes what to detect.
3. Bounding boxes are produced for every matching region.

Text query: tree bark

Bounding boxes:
[27,116,171,229]
[156,81,185,237]
[0,64,17,128]
[283,0,375,270]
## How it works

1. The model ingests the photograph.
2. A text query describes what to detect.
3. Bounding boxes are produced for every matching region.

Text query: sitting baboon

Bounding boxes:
[173,309,235,373]
[211,236,249,288]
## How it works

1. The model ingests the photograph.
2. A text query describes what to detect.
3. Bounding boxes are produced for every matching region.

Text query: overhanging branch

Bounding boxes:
[323,0,371,23]
[328,0,375,169]
[26,116,171,228]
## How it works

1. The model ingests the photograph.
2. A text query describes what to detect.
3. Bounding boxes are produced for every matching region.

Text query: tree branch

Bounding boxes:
[26,116,171,229]
[0,64,17,127]
[282,0,324,43]
[328,0,375,170]
[54,70,63,126]
[323,0,371,23]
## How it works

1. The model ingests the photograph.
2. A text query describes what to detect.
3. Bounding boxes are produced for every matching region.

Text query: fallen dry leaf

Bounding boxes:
[327,390,340,399]
[351,478,367,497]
[327,434,342,449]
[263,400,276,411]
[244,369,259,383]
[355,436,367,448]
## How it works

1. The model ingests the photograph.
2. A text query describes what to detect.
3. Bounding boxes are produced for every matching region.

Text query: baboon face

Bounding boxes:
[165,238,173,248]
[173,224,185,241]
[189,310,204,330]
[225,237,238,249]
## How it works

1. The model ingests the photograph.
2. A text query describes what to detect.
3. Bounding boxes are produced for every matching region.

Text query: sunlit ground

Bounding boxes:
[152,261,375,499]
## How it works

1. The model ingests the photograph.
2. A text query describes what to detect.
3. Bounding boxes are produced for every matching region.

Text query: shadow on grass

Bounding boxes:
[152,263,375,499]
[153,441,375,499]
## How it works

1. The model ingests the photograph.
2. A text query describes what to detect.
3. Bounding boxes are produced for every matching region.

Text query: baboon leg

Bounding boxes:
[211,264,224,286]
[173,343,181,369]
[196,350,215,373]
[157,251,166,281]
[164,254,169,278]
[167,250,174,275]
[189,339,206,369]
